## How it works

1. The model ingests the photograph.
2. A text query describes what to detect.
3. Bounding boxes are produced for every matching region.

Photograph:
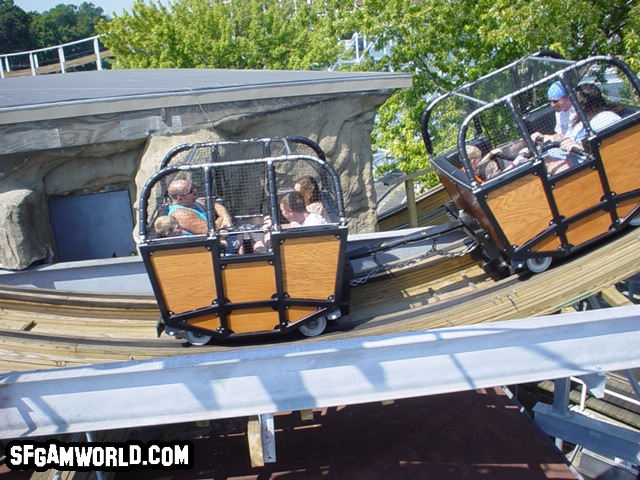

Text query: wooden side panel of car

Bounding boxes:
[281,235,341,300]
[150,246,216,314]
[486,174,552,248]
[553,168,604,220]
[600,122,640,196]
[565,210,613,247]
[529,234,562,253]
[225,307,280,334]
[287,306,323,325]
[186,313,222,332]
[222,261,277,303]
[617,197,640,221]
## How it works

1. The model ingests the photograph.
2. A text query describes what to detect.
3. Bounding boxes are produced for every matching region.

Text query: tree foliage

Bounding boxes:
[0,1,106,54]
[0,0,34,53]
[98,0,640,185]
[96,0,346,70]
[342,0,640,185]
[7,0,640,190]
[30,3,106,47]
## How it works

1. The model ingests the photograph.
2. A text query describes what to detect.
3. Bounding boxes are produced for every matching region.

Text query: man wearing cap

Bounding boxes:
[531,81,575,143]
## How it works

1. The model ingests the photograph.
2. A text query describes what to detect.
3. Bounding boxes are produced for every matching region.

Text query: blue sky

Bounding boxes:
[14,0,138,16]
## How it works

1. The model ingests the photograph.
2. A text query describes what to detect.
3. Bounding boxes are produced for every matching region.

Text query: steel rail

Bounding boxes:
[1,305,640,439]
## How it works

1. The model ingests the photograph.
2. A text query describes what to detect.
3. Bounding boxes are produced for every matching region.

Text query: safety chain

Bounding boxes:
[349,236,477,287]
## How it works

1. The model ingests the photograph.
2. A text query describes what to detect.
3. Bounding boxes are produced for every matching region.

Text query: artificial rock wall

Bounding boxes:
[0,91,390,270]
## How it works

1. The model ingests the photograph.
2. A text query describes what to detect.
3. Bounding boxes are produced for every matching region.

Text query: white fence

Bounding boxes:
[0,35,107,78]
[332,32,395,71]
[2,32,389,78]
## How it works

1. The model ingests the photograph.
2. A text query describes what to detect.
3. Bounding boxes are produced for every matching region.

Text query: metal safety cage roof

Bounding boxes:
[137,136,347,243]
[421,54,640,186]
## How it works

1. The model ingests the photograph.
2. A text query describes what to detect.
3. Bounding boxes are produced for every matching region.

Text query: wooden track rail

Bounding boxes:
[347,227,640,334]
[0,226,639,373]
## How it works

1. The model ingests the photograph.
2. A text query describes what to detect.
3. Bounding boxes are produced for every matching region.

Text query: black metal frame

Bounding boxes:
[137,136,349,339]
[139,225,349,339]
[422,54,640,270]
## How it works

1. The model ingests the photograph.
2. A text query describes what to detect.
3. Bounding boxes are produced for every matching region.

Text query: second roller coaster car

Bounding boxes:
[421,52,640,274]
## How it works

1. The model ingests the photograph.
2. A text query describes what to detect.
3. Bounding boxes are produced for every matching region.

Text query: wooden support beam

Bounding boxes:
[247,416,264,467]
[600,286,635,307]
[247,414,276,467]
[405,179,418,228]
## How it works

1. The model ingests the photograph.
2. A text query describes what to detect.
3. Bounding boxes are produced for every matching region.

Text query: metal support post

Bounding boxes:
[58,46,66,74]
[552,377,571,450]
[247,414,276,467]
[94,37,103,71]
[29,52,36,76]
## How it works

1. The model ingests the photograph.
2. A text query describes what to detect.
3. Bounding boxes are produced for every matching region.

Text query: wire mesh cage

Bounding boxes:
[138,137,344,250]
[423,54,640,184]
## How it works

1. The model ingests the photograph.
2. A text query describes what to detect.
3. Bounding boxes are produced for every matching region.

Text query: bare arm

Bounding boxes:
[213,203,233,230]
[531,131,561,143]
[560,137,583,153]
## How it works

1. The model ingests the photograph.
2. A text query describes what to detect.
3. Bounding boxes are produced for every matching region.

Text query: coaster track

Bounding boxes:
[1,222,639,373]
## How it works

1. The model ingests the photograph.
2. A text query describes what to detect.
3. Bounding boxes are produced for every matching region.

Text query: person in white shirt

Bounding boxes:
[542,83,623,175]
[560,82,623,153]
[279,191,328,226]
[531,81,576,143]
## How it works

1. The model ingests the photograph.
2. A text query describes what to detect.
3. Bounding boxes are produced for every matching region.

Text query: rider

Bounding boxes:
[167,178,232,235]
[530,81,576,143]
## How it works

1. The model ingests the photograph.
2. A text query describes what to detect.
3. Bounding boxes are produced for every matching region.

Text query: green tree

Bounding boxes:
[29,2,106,48]
[96,0,346,70]
[343,0,640,186]
[96,0,640,187]
[0,0,34,54]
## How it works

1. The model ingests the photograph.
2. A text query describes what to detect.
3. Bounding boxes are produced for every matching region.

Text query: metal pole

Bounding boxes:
[93,36,103,71]
[552,377,571,450]
[58,46,66,74]
[29,52,36,76]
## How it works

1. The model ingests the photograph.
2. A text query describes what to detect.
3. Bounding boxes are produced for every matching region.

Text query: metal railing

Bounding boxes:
[330,32,395,71]
[0,35,108,78]
[3,305,640,442]
[2,31,390,77]
[377,166,435,227]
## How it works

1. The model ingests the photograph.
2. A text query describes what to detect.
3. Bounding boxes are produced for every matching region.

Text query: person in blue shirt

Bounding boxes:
[167,178,232,235]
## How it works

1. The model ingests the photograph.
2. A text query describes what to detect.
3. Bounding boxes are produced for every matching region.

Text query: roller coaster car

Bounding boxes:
[137,136,349,345]
[421,53,640,274]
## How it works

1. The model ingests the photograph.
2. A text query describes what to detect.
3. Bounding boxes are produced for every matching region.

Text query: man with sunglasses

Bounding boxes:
[167,178,232,235]
[530,81,576,143]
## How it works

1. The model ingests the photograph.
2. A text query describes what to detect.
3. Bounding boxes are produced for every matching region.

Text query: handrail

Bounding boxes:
[2,31,390,76]
[570,375,640,412]
[0,35,107,78]
[330,32,395,71]
[376,166,435,227]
